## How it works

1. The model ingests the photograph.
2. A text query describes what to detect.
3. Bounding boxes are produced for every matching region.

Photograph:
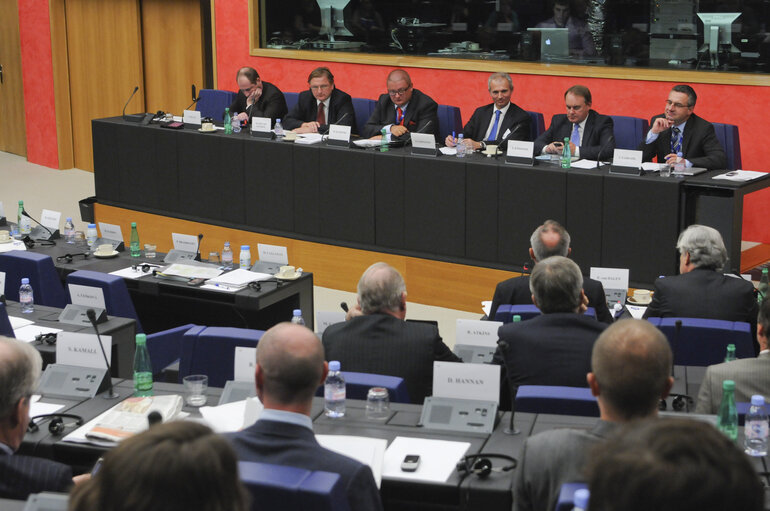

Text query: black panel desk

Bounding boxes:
[92,117,770,286]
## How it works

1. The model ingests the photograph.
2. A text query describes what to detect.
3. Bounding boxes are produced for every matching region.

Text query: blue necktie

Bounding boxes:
[487,110,501,141]
[671,126,682,154]
[570,123,580,146]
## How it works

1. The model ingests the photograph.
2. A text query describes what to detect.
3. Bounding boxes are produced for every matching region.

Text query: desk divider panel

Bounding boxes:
[120,125,179,212]
[244,139,295,232]
[374,150,406,248]
[465,159,500,263]
[293,145,322,236]
[92,120,120,203]
[565,169,604,274]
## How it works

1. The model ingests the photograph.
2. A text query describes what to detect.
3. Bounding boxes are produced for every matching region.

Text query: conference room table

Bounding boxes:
[92,117,770,286]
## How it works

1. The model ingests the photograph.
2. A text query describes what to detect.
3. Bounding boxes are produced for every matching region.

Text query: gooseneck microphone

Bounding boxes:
[340,302,349,313]
[194,233,203,262]
[21,209,58,243]
[185,84,200,111]
[148,411,163,427]
[87,308,119,399]
[319,112,351,134]
[122,86,143,122]
[595,134,615,168]
[496,338,519,435]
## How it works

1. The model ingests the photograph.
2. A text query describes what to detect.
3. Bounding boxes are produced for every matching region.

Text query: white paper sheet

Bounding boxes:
[8,315,34,329]
[30,401,65,417]
[642,162,667,172]
[158,264,222,280]
[481,300,491,317]
[382,436,470,483]
[0,239,26,253]
[13,325,63,343]
[317,435,387,488]
[626,304,647,319]
[353,139,382,148]
[439,147,457,155]
[110,266,158,280]
[713,170,767,182]
[570,159,601,169]
[206,269,272,287]
[295,133,323,145]
[63,403,189,446]
[198,397,263,433]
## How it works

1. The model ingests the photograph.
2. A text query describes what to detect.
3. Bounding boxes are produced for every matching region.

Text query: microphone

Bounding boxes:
[340,302,349,313]
[595,134,615,168]
[415,120,433,134]
[318,112,351,134]
[185,84,200,111]
[147,411,163,427]
[496,338,519,435]
[122,86,144,123]
[22,209,58,242]
[194,233,203,262]
[87,308,119,399]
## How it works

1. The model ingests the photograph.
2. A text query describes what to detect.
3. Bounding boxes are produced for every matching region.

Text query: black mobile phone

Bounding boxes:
[401,454,420,472]
[91,457,104,475]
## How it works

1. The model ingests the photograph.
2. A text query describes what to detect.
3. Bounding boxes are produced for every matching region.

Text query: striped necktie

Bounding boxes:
[671,126,682,154]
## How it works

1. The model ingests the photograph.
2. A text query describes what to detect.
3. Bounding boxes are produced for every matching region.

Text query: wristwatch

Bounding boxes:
[480,141,487,151]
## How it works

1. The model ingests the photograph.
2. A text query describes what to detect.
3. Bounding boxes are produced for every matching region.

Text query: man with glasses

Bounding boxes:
[534,85,615,161]
[283,67,357,134]
[641,84,726,170]
[362,69,440,141]
[229,66,288,127]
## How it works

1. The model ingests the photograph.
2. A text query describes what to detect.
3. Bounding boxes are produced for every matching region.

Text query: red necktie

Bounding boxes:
[317,103,325,125]
[396,107,404,125]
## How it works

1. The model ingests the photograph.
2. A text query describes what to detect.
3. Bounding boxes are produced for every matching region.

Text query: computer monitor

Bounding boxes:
[697,12,740,55]
[527,28,569,60]
[317,0,353,42]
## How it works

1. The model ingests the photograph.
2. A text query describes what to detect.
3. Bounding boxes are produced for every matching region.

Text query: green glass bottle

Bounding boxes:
[224,107,233,135]
[129,222,140,257]
[724,343,736,362]
[560,137,571,169]
[133,334,154,397]
[717,379,738,442]
[758,268,769,304]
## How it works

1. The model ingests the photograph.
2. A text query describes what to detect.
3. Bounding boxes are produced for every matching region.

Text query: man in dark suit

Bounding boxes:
[227,323,382,511]
[641,84,727,170]
[492,256,608,402]
[361,69,440,140]
[322,262,461,404]
[283,67,357,134]
[489,219,613,323]
[0,336,75,500]
[534,85,615,161]
[444,72,531,151]
[229,66,288,126]
[644,224,759,343]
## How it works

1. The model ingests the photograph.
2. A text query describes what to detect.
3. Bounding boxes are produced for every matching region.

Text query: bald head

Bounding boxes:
[529,220,570,261]
[357,262,406,316]
[387,69,411,87]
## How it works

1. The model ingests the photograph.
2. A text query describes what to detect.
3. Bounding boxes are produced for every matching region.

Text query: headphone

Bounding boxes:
[28,414,84,435]
[57,252,90,263]
[132,263,160,274]
[34,332,58,345]
[456,453,517,479]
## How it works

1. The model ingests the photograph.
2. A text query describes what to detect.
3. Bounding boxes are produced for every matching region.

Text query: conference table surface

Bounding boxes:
[92,117,770,287]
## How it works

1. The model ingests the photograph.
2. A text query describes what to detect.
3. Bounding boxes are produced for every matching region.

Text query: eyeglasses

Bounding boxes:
[666,100,690,109]
[310,84,331,91]
[388,86,411,97]
[56,253,89,263]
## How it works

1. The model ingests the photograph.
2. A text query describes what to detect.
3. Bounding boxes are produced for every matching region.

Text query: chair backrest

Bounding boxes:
[526,111,546,140]
[314,370,411,403]
[653,317,754,366]
[284,92,300,112]
[610,115,648,150]
[437,104,462,140]
[352,97,375,136]
[555,482,589,511]
[494,304,597,323]
[712,122,741,170]
[239,461,349,511]
[179,326,264,387]
[65,270,143,333]
[146,323,197,377]
[197,89,238,122]
[0,251,67,308]
[0,303,14,337]
[515,385,599,417]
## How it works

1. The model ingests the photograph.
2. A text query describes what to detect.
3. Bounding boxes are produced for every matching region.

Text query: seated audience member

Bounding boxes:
[641,84,727,170]
[534,85,614,161]
[489,219,613,323]
[643,224,758,342]
[228,323,382,511]
[586,419,763,511]
[444,72,531,151]
[323,262,461,403]
[514,319,673,511]
[696,297,770,414]
[229,66,288,125]
[535,0,597,57]
[0,336,79,500]
[70,421,247,511]
[283,67,357,134]
[492,256,608,401]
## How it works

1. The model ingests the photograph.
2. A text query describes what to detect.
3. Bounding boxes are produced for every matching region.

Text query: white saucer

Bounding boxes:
[627,296,652,305]
[0,238,12,244]
[94,250,120,259]
[275,272,302,281]
[198,128,216,133]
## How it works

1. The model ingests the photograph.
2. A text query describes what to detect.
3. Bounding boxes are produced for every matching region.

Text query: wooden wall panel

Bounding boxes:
[0,0,27,156]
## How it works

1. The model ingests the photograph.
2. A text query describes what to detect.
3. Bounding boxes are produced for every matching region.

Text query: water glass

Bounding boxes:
[183,374,208,406]
[660,165,672,178]
[365,387,390,420]
[144,243,157,258]
[208,251,220,264]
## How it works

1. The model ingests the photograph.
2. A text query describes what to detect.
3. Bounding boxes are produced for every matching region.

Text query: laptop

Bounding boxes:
[527,27,569,59]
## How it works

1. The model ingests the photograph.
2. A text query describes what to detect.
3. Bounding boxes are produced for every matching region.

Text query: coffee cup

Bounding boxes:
[632,289,651,302]
[201,122,215,132]
[0,230,10,242]
[95,244,114,256]
[276,265,299,279]
[484,144,498,155]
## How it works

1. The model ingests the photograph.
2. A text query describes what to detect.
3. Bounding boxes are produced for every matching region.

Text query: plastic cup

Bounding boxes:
[183,374,208,406]
[144,243,157,259]
[365,387,390,420]
[208,251,220,264]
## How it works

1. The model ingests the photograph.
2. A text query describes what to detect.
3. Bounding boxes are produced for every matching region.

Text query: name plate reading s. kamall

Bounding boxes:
[506,140,535,165]
[183,109,202,125]
[455,319,502,347]
[433,361,500,404]
[251,117,274,138]
[56,332,112,369]
[327,124,351,147]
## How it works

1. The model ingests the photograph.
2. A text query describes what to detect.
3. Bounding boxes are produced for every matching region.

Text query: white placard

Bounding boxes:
[612,149,642,169]
[455,319,502,348]
[316,311,346,334]
[590,267,630,307]
[252,117,272,133]
[432,361,500,404]
[328,124,351,142]
[40,209,61,230]
[67,284,107,310]
[98,222,123,241]
[382,436,471,483]
[507,140,534,158]
[0,201,4,217]
[56,332,112,368]
[172,233,199,252]
[183,109,202,125]
[234,347,256,382]
[257,243,288,265]
[0,271,5,296]
[410,132,436,150]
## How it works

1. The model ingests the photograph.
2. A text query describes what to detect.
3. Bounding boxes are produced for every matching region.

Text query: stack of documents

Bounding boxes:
[202,268,273,292]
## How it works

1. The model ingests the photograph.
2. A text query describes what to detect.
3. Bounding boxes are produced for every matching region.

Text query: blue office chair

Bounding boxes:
[352,97,375,136]
[526,111,546,140]
[555,482,589,511]
[239,462,350,511]
[65,270,143,333]
[0,303,14,337]
[0,251,67,308]
[653,317,754,366]
[315,371,410,404]
[179,326,264,387]
[197,89,238,122]
[515,385,599,417]
[610,115,648,150]
[146,323,197,380]
[494,304,597,323]
[712,122,742,170]
[437,104,463,140]
[284,92,300,112]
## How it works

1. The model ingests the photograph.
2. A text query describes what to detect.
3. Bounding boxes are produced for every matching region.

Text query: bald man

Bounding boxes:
[226,323,382,511]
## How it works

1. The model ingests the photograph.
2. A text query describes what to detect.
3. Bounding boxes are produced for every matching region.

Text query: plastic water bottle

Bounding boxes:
[64,217,75,244]
[745,395,769,456]
[291,309,305,325]
[758,268,769,304]
[560,137,571,169]
[324,361,346,418]
[724,343,736,362]
[674,151,685,173]
[380,128,388,152]
[717,379,738,442]
[232,115,241,134]
[86,223,98,247]
[573,488,590,511]
[221,242,233,270]
[224,107,233,134]
[274,119,284,138]
[19,278,34,313]
[613,301,623,318]
[456,135,466,158]
[133,333,154,397]
[239,245,251,269]
[129,222,140,257]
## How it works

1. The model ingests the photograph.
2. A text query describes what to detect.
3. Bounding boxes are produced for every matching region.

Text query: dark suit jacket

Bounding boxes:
[228,81,288,125]
[0,451,72,500]
[641,113,727,170]
[492,313,607,402]
[283,87,357,133]
[322,313,462,404]
[227,420,382,511]
[534,110,615,161]
[361,89,440,140]
[489,274,613,324]
[462,102,532,146]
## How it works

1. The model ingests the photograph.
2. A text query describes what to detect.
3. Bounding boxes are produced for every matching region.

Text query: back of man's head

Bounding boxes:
[256,323,324,407]
[676,224,727,271]
[529,256,582,313]
[591,319,672,420]
[357,262,406,315]
[529,220,570,261]
[0,336,42,422]
[586,418,763,511]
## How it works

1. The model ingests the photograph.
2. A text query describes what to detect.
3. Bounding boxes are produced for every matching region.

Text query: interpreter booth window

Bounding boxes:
[254,0,769,73]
